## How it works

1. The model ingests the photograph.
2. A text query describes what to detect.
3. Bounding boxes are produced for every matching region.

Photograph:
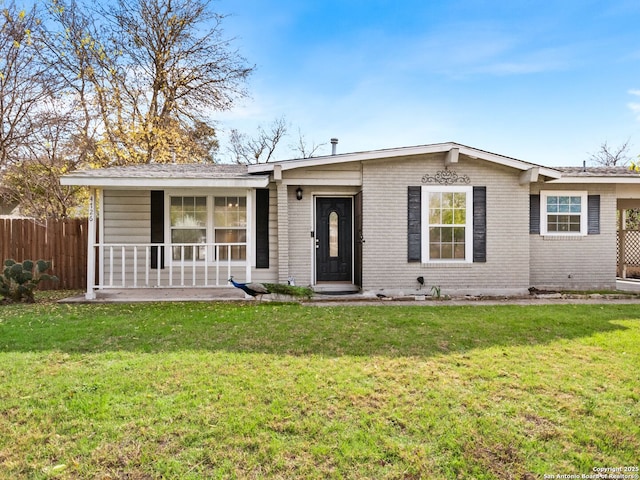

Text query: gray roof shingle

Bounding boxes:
[65,163,254,179]
[557,166,639,177]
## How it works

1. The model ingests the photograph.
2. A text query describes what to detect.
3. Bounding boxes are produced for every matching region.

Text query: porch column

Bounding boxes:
[276,182,290,284]
[619,208,627,278]
[85,188,97,300]
[245,188,253,282]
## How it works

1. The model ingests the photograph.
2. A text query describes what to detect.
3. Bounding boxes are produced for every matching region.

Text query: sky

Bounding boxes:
[214,0,640,166]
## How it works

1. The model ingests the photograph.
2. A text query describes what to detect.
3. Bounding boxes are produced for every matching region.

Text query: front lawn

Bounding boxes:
[0,301,638,479]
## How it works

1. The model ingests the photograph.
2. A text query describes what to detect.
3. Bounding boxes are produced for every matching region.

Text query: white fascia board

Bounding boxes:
[248,143,458,173]
[60,176,270,188]
[456,145,562,178]
[249,142,563,178]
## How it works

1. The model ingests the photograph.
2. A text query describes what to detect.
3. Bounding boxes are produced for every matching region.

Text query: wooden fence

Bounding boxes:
[0,218,88,290]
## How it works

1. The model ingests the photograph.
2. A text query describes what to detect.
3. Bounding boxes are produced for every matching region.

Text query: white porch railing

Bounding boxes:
[95,242,248,289]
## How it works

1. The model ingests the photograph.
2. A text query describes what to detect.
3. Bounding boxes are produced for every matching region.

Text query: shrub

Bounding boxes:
[0,259,59,303]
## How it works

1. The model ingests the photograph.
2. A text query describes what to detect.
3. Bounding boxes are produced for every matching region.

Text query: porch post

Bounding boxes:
[246,188,253,282]
[85,188,97,300]
[276,181,289,284]
[620,209,627,279]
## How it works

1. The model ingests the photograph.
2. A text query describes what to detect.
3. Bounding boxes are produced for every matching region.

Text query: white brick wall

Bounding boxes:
[361,153,531,296]
[529,183,617,290]
[273,170,619,292]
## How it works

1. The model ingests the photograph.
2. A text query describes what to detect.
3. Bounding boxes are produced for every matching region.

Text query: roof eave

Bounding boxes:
[248,142,563,177]
[60,175,270,188]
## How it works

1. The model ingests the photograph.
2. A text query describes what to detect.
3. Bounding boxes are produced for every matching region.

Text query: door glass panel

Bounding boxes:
[329,211,339,257]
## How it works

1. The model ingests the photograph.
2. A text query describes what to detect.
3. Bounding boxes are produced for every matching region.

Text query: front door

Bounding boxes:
[316,197,353,282]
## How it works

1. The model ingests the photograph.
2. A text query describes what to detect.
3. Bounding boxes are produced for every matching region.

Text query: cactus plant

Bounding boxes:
[0,259,58,303]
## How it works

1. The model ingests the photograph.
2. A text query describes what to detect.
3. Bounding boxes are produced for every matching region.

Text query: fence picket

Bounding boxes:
[0,218,88,290]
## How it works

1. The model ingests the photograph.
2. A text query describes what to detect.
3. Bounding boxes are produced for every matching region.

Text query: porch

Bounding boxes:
[617,199,640,279]
[87,242,250,299]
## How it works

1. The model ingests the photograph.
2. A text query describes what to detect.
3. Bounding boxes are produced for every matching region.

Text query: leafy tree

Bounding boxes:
[1,0,252,218]
[43,0,252,166]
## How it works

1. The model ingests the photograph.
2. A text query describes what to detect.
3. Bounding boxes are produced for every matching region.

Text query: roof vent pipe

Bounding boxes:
[331,138,339,155]
[583,160,587,172]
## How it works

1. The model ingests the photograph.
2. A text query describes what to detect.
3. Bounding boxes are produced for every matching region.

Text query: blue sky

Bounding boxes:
[216,0,640,166]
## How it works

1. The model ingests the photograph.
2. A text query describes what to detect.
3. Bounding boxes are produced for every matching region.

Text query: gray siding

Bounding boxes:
[103,190,151,244]
[101,189,272,287]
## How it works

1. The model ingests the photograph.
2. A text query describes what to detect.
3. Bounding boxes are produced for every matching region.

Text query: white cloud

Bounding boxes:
[628,91,640,120]
[628,102,640,120]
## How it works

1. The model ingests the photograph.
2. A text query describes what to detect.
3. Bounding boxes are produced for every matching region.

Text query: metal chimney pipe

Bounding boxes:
[330,138,338,155]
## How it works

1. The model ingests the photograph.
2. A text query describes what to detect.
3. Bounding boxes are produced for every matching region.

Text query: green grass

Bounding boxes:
[0,298,639,479]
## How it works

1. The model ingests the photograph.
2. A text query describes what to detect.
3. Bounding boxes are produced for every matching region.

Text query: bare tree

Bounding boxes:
[0,3,55,169]
[291,128,326,158]
[226,117,288,164]
[589,140,632,167]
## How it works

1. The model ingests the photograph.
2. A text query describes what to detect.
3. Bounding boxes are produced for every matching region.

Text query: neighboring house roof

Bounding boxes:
[248,141,563,179]
[60,163,270,188]
[550,166,640,184]
[0,185,21,216]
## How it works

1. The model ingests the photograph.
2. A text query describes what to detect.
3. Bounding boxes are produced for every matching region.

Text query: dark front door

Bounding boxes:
[316,197,353,282]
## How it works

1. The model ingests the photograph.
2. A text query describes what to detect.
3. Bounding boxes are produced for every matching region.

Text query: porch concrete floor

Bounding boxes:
[616,278,640,293]
[60,287,247,303]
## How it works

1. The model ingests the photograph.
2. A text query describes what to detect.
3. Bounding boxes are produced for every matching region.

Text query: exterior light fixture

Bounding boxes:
[296,187,303,201]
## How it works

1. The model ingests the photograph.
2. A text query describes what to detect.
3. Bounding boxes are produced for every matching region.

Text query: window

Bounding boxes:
[540,191,587,235]
[170,196,207,260]
[422,186,473,262]
[329,211,339,257]
[214,196,246,260]
[169,195,247,262]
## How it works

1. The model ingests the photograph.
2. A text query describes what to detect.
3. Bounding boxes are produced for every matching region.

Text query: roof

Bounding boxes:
[248,141,563,179]
[60,143,640,188]
[549,166,640,184]
[60,163,269,188]
[558,166,638,176]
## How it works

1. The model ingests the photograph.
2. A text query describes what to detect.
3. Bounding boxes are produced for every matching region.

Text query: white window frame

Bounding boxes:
[540,191,588,236]
[421,185,473,263]
[169,195,209,262]
[213,195,248,262]
[167,193,248,264]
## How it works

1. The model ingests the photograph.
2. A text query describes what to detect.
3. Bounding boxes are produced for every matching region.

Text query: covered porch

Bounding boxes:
[61,164,271,300]
[617,197,640,280]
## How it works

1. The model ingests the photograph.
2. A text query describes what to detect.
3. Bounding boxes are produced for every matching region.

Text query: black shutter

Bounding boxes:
[588,195,600,234]
[255,189,270,268]
[530,194,540,234]
[408,186,421,262]
[473,186,486,263]
[150,190,165,269]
